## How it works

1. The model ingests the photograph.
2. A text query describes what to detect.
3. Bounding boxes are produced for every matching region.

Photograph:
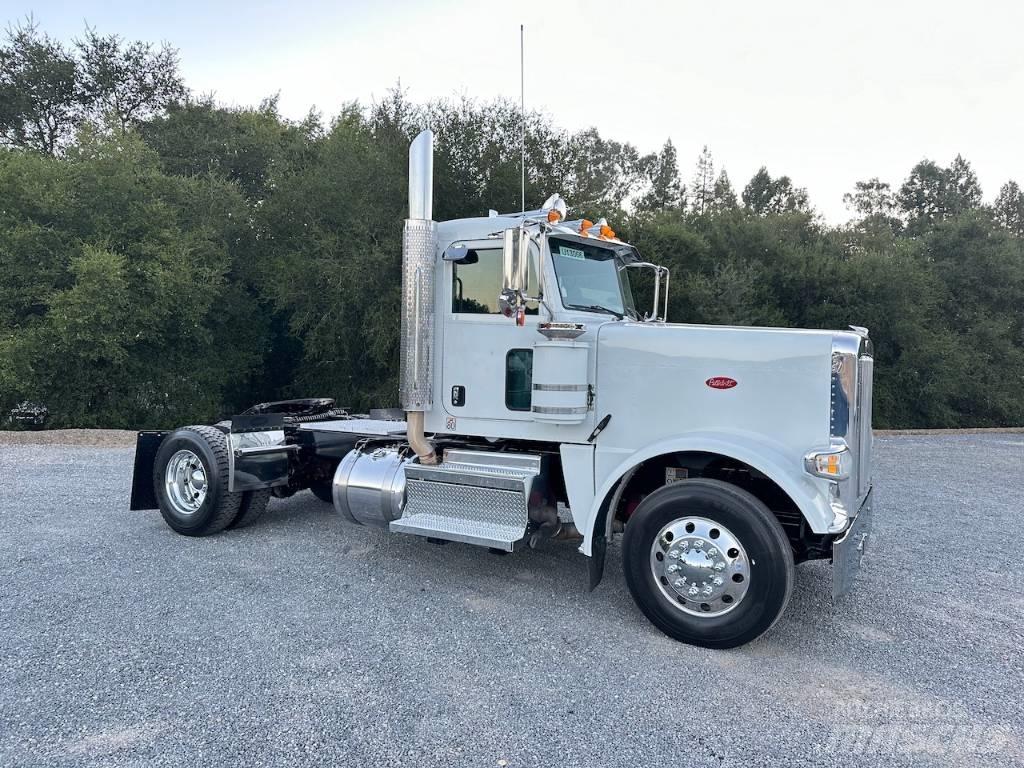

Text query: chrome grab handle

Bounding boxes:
[234,444,299,457]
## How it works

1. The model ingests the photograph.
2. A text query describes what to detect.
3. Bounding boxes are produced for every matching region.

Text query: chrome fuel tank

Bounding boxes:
[332,446,414,526]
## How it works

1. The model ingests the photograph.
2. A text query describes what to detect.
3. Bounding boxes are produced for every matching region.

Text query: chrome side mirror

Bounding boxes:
[502,228,529,294]
[500,227,531,323]
[442,244,470,262]
[624,262,671,322]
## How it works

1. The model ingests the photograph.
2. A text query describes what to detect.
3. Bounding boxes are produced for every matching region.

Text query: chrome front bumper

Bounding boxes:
[832,487,872,599]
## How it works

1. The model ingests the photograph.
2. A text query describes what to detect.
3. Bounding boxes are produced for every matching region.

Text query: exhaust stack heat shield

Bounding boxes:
[399,130,437,412]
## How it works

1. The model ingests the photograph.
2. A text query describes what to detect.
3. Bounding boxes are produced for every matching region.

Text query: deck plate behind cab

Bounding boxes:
[297,418,408,436]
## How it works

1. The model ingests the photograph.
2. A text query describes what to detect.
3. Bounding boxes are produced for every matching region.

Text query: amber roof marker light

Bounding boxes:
[542,193,567,224]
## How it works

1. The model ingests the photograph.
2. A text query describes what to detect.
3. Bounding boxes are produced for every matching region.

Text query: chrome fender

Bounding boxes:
[578,431,836,557]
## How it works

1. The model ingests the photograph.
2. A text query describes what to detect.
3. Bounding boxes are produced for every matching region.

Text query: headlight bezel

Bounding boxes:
[804,441,852,481]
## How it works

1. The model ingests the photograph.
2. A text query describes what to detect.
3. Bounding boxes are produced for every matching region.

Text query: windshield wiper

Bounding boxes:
[577,304,624,320]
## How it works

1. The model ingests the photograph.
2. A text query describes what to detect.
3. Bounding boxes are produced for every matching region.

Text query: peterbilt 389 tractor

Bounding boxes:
[130,130,873,649]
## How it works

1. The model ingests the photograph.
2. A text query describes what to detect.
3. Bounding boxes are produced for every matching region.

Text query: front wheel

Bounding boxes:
[622,479,794,649]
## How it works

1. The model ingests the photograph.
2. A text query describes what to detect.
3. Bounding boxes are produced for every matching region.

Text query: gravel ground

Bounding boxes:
[0,430,136,447]
[1,435,1022,767]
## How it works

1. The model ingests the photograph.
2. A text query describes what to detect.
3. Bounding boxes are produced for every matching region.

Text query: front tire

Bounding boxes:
[153,426,242,536]
[622,479,794,649]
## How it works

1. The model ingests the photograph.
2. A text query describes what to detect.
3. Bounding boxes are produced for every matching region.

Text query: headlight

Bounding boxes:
[804,444,851,480]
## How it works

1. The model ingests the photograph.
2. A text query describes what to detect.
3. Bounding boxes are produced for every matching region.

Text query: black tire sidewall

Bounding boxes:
[623,480,793,649]
[228,489,271,529]
[309,480,333,504]
[153,430,229,535]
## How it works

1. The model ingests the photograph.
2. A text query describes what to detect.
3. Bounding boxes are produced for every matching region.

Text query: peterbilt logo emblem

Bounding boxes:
[705,377,737,390]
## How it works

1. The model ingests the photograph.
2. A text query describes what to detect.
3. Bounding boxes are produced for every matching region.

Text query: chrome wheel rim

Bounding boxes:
[649,516,750,617]
[164,449,207,516]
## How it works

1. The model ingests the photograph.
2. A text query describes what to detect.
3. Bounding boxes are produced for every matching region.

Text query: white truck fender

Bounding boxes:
[578,431,835,557]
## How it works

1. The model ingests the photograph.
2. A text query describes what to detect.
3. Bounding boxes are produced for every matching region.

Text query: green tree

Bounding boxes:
[75,27,186,130]
[690,145,715,216]
[946,154,982,213]
[844,177,902,235]
[898,155,982,232]
[249,107,406,410]
[2,21,1023,431]
[993,180,1024,236]
[140,95,320,201]
[708,169,738,214]
[636,139,684,215]
[920,212,1024,426]
[0,128,265,426]
[0,19,81,153]
[896,159,945,228]
[742,167,809,215]
[844,178,896,218]
[0,148,74,326]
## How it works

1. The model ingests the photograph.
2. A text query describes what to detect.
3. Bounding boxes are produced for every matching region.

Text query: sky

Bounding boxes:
[7,0,1024,222]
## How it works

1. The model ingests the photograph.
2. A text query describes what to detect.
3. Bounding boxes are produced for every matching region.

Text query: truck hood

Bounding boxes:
[593,321,839,460]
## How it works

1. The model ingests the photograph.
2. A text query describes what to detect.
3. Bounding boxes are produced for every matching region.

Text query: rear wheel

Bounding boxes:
[153,426,241,536]
[229,489,272,529]
[309,480,333,504]
[622,479,794,649]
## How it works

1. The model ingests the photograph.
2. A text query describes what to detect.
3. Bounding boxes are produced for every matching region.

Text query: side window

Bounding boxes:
[451,245,539,314]
[505,349,533,411]
[452,248,502,313]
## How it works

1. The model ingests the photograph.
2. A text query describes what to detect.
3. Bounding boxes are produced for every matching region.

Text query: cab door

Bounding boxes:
[442,240,540,427]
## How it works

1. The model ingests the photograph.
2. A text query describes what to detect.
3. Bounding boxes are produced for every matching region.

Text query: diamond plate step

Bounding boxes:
[389,510,527,549]
[389,450,542,551]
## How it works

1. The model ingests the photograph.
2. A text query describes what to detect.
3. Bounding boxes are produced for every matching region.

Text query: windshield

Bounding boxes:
[549,237,637,319]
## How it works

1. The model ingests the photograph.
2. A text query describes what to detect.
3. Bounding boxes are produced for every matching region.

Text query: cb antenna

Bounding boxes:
[520,23,525,212]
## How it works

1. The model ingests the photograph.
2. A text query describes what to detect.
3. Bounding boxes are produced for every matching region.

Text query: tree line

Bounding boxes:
[1,20,1022,429]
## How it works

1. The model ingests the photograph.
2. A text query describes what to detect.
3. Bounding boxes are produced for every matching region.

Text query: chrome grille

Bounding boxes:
[830,332,873,502]
[856,355,874,498]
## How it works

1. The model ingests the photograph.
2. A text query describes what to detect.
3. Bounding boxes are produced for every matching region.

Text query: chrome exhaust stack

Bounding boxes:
[400,130,438,465]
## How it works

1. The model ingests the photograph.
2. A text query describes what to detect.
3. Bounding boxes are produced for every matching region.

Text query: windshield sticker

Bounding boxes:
[559,246,586,261]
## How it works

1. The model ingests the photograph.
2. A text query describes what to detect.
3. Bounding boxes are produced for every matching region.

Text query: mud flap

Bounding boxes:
[129,431,169,510]
[588,534,607,591]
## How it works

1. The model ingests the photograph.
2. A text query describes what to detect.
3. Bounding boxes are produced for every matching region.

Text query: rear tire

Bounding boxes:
[309,480,333,504]
[153,425,242,536]
[622,479,794,649]
[229,489,272,529]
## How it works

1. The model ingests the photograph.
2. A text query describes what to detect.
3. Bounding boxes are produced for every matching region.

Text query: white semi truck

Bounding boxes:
[130,130,873,648]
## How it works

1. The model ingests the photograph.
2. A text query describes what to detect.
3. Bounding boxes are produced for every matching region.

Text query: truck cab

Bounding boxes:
[130,130,873,649]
